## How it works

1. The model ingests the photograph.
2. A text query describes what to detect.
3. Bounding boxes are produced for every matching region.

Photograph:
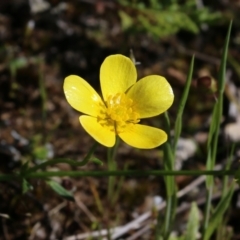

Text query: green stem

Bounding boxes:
[203,185,213,233]
[163,195,172,238]
[107,137,120,201]
[203,21,232,235]
[162,112,176,238]
[1,169,238,181]
[26,142,98,173]
[222,144,235,197]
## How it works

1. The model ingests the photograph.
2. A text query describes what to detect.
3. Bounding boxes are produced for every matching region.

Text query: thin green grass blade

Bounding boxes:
[184,202,200,240]
[207,104,217,150]
[203,182,235,240]
[91,157,104,165]
[203,20,232,235]
[210,20,232,161]
[163,112,175,196]
[163,111,171,139]
[161,112,177,239]
[46,180,74,201]
[218,21,232,93]
[206,19,233,190]
[205,148,213,188]
[160,193,177,239]
[212,97,223,154]
[216,216,233,240]
[161,56,194,240]
[162,142,176,238]
[173,56,195,151]
[22,178,33,194]
[222,144,235,198]
[163,147,175,196]
[207,20,232,160]
[107,137,120,202]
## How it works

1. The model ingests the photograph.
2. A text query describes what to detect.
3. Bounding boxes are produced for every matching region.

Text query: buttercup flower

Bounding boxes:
[64,54,174,149]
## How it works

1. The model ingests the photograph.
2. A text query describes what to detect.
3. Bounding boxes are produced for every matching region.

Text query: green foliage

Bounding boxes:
[203,21,233,238]
[173,56,194,151]
[184,202,200,240]
[22,178,33,194]
[20,162,34,193]
[33,145,49,160]
[46,180,74,201]
[90,157,104,165]
[203,183,235,240]
[216,219,233,240]
[118,0,221,39]
[159,55,194,239]
[161,113,177,239]
[31,135,50,161]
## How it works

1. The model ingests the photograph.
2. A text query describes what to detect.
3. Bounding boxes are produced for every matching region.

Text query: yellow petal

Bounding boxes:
[127,75,174,118]
[64,75,105,117]
[80,115,116,147]
[100,54,137,101]
[118,124,167,149]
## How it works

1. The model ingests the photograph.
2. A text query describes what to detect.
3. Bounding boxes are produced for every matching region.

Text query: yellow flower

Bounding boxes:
[63,54,174,149]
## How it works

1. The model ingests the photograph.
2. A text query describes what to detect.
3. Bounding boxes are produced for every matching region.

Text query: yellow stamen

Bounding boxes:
[97,93,140,134]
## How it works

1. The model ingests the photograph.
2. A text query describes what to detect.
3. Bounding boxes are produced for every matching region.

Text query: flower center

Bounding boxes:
[97,93,140,134]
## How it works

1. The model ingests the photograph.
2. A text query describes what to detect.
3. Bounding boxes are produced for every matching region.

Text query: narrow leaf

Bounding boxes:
[204,22,232,231]
[173,55,194,150]
[218,20,232,93]
[91,157,103,165]
[163,112,175,196]
[22,178,33,194]
[205,149,213,188]
[162,111,177,239]
[184,202,200,240]
[203,183,235,240]
[47,180,74,201]
[222,144,235,197]
[207,104,217,150]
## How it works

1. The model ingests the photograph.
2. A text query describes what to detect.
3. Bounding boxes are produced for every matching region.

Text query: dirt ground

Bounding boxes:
[1,0,240,239]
